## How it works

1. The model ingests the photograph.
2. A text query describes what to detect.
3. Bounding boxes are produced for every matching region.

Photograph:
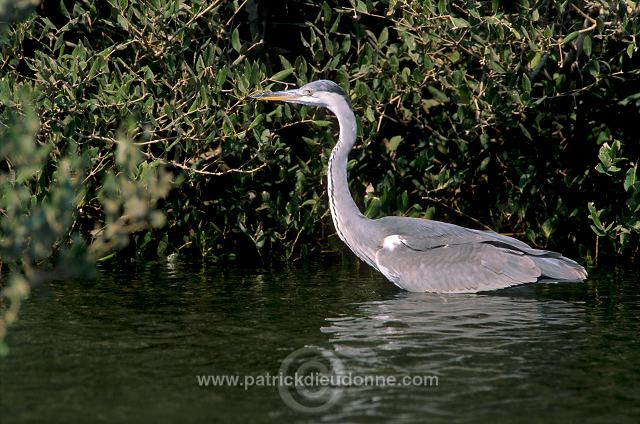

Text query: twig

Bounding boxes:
[141,150,267,176]
[422,195,494,231]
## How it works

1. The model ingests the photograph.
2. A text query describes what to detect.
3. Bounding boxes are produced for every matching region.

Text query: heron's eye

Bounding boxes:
[301,88,313,96]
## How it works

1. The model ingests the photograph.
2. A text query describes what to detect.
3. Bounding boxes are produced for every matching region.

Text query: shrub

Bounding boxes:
[1,0,638,267]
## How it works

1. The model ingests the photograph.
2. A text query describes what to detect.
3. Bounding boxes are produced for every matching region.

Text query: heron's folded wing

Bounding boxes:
[375,216,534,252]
[374,240,541,293]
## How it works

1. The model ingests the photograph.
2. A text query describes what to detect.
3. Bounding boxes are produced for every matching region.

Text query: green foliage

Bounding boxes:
[0,103,171,354]
[589,140,639,258]
[0,0,638,273]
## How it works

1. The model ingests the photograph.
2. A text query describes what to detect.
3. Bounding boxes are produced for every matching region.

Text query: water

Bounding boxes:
[1,257,639,423]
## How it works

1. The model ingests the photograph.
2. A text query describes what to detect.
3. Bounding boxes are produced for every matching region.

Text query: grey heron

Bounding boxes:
[252,80,587,293]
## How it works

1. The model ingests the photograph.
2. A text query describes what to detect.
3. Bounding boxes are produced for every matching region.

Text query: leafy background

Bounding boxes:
[1,0,639,348]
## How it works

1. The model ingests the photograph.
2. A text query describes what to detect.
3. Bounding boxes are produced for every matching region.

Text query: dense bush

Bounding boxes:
[1,0,639,268]
[0,105,172,353]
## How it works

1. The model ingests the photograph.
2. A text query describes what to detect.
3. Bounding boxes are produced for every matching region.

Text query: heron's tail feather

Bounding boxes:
[531,254,588,282]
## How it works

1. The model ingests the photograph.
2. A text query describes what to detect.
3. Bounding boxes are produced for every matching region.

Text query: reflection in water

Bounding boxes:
[325,290,585,359]
[320,288,639,423]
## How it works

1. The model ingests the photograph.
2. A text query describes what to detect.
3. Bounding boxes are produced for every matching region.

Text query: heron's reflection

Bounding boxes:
[318,289,589,419]
[322,288,586,372]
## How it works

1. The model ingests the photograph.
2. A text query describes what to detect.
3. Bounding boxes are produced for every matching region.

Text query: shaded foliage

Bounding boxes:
[0,104,172,353]
[1,0,639,269]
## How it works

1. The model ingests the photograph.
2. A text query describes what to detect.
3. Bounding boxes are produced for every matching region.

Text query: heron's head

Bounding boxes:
[251,80,350,111]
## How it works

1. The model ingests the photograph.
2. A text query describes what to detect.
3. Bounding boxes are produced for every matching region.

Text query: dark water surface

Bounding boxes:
[1,257,639,423]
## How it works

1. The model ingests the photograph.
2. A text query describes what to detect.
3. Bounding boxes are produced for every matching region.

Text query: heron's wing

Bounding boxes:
[375,216,532,251]
[372,217,586,291]
[374,240,540,293]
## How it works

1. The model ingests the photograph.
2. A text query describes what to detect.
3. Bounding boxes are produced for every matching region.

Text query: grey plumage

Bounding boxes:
[252,79,587,293]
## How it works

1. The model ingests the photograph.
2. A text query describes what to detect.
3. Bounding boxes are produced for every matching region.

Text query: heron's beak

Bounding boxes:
[250,88,304,103]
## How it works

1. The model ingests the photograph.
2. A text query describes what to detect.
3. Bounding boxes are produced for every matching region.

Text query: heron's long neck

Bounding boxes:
[327,102,378,267]
[327,105,361,227]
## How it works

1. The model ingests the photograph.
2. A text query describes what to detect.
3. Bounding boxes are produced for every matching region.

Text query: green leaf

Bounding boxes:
[231,28,241,53]
[532,9,540,22]
[583,35,592,57]
[196,55,205,73]
[587,202,603,229]
[378,27,389,47]
[321,2,332,24]
[521,74,532,93]
[619,92,640,107]
[590,224,607,237]
[529,51,542,69]
[215,66,228,88]
[117,14,129,31]
[399,190,408,211]
[311,120,332,127]
[365,196,382,218]
[479,156,490,171]
[387,135,403,152]
[561,31,580,45]
[270,68,295,81]
[624,166,637,192]
[427,86,449,102]
[487,59,506,74]
[598,142,612,167]
[248,114,264,130]
[541,219,555,239]
[519,123,532,141]
[364,106,375,122]
[450,17,469,29]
